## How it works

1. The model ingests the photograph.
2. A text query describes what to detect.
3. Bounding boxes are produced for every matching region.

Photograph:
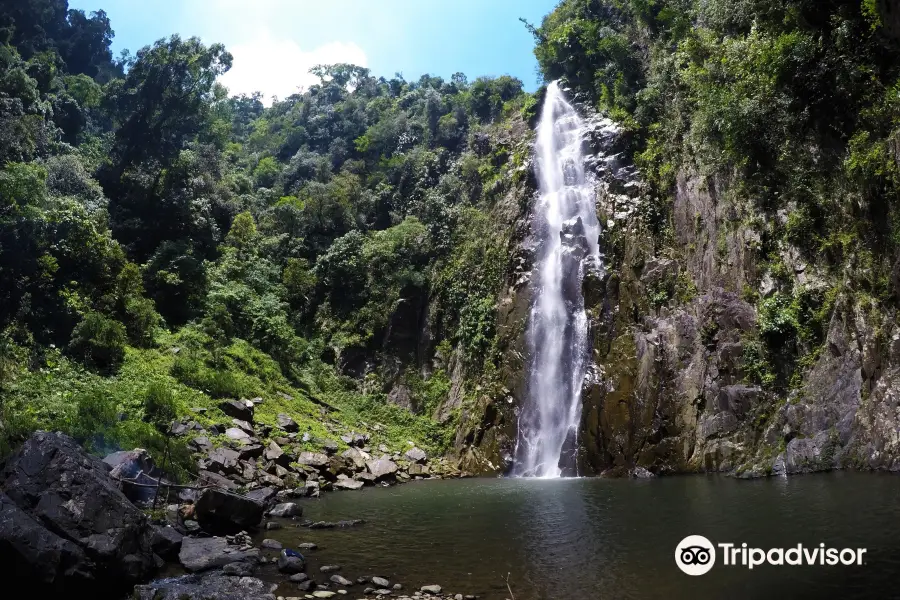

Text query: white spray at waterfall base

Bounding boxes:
[513,81,605,478]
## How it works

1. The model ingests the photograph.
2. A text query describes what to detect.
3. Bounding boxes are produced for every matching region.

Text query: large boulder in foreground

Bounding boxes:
[0,431,158,594]
[0,491,92,589]
[194,488,264,534]
[135,573,275,600]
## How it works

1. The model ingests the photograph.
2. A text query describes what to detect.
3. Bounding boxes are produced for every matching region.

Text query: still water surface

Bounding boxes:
[259,473,900,599]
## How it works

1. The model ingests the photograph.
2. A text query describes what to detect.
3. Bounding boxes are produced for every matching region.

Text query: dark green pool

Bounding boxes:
[256,472,900,599]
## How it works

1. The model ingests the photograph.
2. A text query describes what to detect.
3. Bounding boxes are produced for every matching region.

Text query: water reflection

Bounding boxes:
[254,474,900,600]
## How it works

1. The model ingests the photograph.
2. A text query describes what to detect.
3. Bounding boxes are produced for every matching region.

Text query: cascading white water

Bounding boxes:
[513,81,603,479]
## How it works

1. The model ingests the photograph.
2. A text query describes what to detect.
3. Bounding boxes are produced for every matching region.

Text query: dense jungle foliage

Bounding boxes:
[0,0,530,459]
[528,0,900,393]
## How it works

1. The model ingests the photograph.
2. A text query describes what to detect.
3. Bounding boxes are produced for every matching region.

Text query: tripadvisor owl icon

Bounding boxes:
[676,535,716,575]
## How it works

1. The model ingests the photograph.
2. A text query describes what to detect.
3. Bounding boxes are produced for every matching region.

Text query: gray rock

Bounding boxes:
[268,502,301,518]
[297,542,318,550]
[223,561,255,576]
[194,488,264,534]
[289,572,310,582]
[231,419,255,434]
[178,536,260,572]
[407,463,429,477]
[150,524,183,560]
[260,538,282,550]
[277,413,299,432]
[297,451,330,468]
[265,521,282,531]
[0,432,157,590]
[134,573,274,600]
[366,458,399,480]
[330,574,353,586]
[237,444,264,460]
[371,577,390,588]
[320,564,341,573]
[219,399,254,421]
[334,478,364,491]
[421,584,442,594]
[404,447,427,463]
[321,439,339,455]
[245,487,277,505]
[207,447,241,475]
[225,428,251,442]
[276,554,305,574]
[0,490,90,590]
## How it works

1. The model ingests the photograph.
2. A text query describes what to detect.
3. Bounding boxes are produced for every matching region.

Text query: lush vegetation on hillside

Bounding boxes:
[0,0,531,458]
[528,0,900,392]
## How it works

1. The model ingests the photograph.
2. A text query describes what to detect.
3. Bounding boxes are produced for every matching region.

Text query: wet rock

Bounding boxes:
[303,480,321,497]
[268,502,301,518]
[371,577,390,588]
[277,553,305,574]
[312,592,336,599]
[134,573,274,600]
[219,400,254,421]
[330,574,353,586]
[194,489,264,534]
[0,432,157,590]
[277,413,299,432]
[222,561,254,576]
[321,439,339,455]
[421,584,442,594]
[265,521,282,531]
[260,539,282,550]
[297,579,316,591]
[366,457,399,480]
[320,564,341,573]
[245,487,277,506]
[289,572,310,582]
[334,477,364,491]
[297,542,318,550]
[404,447,427,463]
[178,536,260,572]
[150,525,183,561]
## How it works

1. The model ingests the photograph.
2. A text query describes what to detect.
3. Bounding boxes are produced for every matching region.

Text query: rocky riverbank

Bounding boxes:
[0,430,479,599]
[175,397,468,499]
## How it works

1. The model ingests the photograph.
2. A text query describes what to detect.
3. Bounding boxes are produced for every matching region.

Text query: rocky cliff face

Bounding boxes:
[454,88,900,479]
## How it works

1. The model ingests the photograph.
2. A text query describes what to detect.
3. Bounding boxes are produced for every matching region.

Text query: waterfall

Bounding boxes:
[513,81,603,479]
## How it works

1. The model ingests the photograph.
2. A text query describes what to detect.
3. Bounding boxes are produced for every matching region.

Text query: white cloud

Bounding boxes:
[219,32,368,104]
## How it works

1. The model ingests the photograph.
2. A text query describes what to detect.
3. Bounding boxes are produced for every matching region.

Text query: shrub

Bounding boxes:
[143,381,177,432]
[68,312,127,373]
[70,390,118,452]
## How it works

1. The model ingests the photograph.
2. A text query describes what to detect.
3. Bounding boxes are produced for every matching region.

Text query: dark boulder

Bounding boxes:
[0,491,92,590]
[0,432,158,594]
[194,488,264,534]
[219,400,254,421]
[277,413,299,432]
[149,525,183,561]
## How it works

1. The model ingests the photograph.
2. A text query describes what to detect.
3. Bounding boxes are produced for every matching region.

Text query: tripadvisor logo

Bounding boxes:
[675,536,867,576]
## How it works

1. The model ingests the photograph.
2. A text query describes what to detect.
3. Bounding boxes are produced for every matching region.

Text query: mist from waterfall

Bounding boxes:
[513,81,602,478]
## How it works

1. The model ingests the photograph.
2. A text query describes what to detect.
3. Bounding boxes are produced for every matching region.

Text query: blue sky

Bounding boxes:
[69,0,558,102]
